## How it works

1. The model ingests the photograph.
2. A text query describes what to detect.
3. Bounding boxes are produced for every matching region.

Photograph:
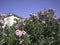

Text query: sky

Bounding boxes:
[0,0,60,18]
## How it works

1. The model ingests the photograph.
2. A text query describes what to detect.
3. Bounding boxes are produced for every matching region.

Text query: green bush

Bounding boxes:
[0,8,60,45]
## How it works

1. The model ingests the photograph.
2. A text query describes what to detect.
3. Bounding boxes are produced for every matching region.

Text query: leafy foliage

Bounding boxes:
[0,8,60,45]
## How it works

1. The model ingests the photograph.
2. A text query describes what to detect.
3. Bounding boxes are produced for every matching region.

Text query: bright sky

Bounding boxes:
[0,0,60,18]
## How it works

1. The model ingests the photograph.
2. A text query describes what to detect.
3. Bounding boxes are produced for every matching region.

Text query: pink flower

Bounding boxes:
[16,29,23,37]
[33,14,37,17]
[19,39,24,44]
[58,22,60,25]
[30,13,37,17]
[27,17,29,20]
[0,19,4,24]
[42,20,46,24]
[30,19,32,22]
[22,30,26,35]
[53,15,57,19]
[16,29,26,37]
[27,16,30,20]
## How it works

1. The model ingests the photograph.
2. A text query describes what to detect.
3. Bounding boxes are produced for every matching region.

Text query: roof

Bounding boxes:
[5,13,23,19]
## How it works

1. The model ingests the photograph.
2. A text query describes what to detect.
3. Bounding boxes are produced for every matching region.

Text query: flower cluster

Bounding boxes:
[16,29,26,37]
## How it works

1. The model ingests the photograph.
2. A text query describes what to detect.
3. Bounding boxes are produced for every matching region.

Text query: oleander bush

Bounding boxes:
[0,8,60,45]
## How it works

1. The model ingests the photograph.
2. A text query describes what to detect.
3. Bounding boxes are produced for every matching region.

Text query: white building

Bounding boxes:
[2,13,24,29]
